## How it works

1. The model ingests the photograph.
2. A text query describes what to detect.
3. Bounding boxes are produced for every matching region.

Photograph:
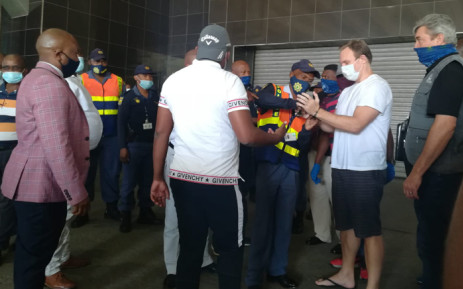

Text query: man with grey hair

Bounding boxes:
[403,13,463,289]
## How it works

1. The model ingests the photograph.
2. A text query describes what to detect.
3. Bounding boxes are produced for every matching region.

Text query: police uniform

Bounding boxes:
[81,48,124,217]
[246,60,318,288]
[118,67,158,219]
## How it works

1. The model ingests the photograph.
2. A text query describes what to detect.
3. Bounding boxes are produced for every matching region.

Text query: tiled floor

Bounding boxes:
[0,178,421,289]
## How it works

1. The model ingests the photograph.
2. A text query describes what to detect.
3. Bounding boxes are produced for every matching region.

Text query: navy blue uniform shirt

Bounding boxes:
[117,85,159,149]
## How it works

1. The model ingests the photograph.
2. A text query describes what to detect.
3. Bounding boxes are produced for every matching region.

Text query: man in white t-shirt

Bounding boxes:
[297,39,392,289]
[150,25,288,289]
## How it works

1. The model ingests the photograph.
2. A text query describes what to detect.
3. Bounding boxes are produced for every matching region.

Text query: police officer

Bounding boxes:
[75,48,125,227]
[117,64,162,233]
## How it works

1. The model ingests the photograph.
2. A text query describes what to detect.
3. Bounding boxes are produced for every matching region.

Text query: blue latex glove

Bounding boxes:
[386,162,395,183]
[310,163,321,184]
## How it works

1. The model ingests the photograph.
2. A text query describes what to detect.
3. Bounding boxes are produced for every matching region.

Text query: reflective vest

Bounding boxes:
[81,72,123,137]
[256,84,306,171]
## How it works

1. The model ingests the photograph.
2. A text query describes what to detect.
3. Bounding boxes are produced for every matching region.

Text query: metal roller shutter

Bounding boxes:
[253,42,426,178]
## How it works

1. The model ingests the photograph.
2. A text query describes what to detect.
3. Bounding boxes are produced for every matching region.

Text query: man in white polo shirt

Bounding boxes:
[150,25,292,289]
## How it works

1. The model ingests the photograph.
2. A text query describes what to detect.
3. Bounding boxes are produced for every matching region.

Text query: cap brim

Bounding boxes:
[196,46,227,61]
[300,69,320,79]
[92,55,106,61]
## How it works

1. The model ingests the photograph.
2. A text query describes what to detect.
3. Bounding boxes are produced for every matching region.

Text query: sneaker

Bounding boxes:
[360,267,368,280]
[330,257,360,268]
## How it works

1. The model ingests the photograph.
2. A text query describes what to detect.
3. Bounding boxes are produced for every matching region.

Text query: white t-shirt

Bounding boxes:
[331,74,392,171]
[159,59,249,184]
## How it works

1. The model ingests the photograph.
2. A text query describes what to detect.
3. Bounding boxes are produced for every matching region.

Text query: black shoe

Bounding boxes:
[119,211,132,233]
[416,275,423,285]
[164,274,176,288]
[244,237,251,247]
[201,262,217,274]
[104,202,120,221]
[267,274,297,288]
[306,236,326,245]
[137,207,163,225]
[248,285,261,289]
[70,214,89,228]
[330,243,342,255]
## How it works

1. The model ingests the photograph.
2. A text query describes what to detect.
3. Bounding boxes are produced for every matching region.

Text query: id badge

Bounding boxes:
[143,122,153,130]
[285,132,297,141]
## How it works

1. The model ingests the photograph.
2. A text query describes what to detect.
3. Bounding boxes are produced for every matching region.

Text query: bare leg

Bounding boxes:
[364,235,384,289]
[315,229,359,288]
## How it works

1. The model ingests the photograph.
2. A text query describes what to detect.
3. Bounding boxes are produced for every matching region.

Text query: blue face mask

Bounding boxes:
[290,76,310,94]
[321,79,339,94]
[61,53,80,78]
[414,44,458,67]
[91,64,108,75]
[240,76,251,86]
[2,71,23,84]
[139,80,153,90]
[75,56,85,74]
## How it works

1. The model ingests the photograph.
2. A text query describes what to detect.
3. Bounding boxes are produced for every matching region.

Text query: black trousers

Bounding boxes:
[405,159,463,289]
[14,201,67,289]
[171,179,244,289]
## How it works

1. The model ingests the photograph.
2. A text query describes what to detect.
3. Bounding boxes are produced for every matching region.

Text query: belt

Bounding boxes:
[169,142,174,149]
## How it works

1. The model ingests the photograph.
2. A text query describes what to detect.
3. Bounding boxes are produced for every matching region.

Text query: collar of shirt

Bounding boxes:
[39,61,63,77]
[0,82,18,98]
[192,59,221,69]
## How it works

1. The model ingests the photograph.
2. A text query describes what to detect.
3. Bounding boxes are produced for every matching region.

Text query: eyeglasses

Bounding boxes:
[2,65,24,72]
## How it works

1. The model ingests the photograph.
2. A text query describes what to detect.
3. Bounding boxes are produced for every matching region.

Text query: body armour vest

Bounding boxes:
[255,84,306,171]
[405,54,463,173]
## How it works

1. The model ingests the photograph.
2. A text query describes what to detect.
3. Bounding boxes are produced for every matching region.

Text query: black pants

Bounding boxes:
[85,146,101,201]
[14,201,66,289]
[0,148,15,249]
[171,179,244,289]
[405,160,463,289]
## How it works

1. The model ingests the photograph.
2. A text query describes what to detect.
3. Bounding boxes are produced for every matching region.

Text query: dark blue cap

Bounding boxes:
[291,59,320,78]
[134,64,154,75]
[89,48,106,61]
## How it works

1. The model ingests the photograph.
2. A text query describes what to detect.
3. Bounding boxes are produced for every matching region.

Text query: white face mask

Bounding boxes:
[341,61,359,81]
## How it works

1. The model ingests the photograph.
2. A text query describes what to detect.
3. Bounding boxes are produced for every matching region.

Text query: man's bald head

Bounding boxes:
[35,28,80,69]
[184,49,197,67]
[231,60,251,77]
